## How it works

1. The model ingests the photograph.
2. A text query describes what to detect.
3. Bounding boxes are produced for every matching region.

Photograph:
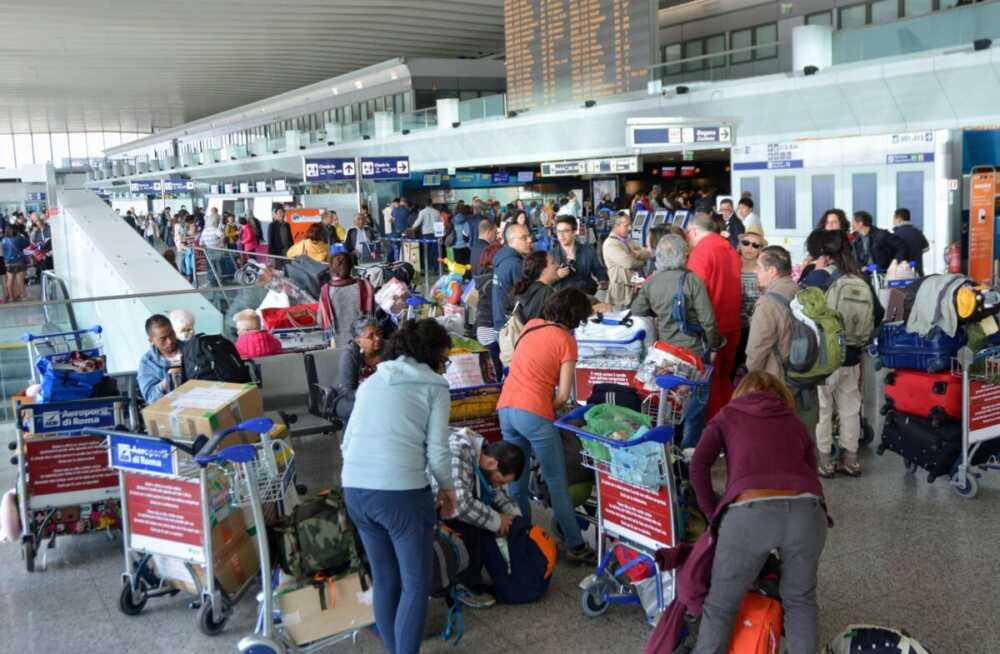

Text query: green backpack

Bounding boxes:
[768,286,846,384]
[274,489,362,581]
[825,271,875,347]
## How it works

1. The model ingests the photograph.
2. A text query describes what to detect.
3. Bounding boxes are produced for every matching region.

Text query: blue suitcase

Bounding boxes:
[876,322,966,373]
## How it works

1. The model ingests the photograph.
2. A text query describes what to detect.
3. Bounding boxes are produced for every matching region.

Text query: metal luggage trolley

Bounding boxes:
[555,372,712,624]
[194,427,369,654]
[949,346,1000,499]
[14,325,131,572]
[87,418,276,635]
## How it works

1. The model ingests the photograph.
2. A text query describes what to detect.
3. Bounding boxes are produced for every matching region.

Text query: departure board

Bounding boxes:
[504,0,656,112]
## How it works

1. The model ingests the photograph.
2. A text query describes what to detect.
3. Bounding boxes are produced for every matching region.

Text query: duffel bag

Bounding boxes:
[825,624,931,653]
[37,357,105,402]
[482,516,556,604]
[274,489,361,580]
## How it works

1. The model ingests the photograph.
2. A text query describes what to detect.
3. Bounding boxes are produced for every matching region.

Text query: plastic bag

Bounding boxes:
[584,403,651,441]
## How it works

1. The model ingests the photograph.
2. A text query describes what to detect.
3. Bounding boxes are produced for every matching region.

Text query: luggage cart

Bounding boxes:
[556,373,711,624]
[15,325,129,572]
[88,417,276,635]
[194,434,368,654]
[949,346,1000,499]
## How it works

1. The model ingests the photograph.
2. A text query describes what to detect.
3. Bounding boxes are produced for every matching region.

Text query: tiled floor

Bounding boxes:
[2,426,998,654]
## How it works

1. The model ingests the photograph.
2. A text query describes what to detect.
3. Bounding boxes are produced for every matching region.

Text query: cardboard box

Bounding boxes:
[153,510,261,595]
[277,574,374,645]
[142,380,263,442]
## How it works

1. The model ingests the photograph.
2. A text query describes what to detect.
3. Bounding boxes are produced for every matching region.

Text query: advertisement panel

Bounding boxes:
[287,208,323,243]
[597,473,674,552]
[969,169,996,285]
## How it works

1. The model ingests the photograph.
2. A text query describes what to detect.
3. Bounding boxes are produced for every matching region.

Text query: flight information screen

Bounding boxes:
[504,0,656,112]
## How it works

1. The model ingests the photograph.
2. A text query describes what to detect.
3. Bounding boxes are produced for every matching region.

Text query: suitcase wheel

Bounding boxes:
[885,371,896,385]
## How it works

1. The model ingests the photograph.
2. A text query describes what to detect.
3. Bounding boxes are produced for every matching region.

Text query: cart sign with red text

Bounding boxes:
[25,436,118,507]
[125,473,206,563]
[575,368,638,404]
[968,380,1000,443]
[597,472,674,551]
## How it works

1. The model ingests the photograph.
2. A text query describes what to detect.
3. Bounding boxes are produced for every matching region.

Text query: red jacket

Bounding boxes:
[235,330,283,359]
[687,232,742,334]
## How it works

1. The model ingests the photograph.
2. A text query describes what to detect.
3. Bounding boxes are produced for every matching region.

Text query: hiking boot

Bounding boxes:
[453,584,495,609]
[565,542,597,565]
[817,451,837,478]
[838,450,862,477]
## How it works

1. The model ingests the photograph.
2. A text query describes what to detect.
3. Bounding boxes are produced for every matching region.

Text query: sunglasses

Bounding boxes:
[740,240,763,249]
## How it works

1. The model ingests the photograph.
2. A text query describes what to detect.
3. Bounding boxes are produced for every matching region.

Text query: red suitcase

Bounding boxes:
[882,370,962,423]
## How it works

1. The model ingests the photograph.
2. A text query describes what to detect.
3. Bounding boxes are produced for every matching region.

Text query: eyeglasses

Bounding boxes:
[442,357,452,370]
[740,240,763,250]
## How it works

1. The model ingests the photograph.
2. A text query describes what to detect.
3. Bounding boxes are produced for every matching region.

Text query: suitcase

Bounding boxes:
[882,369,962,423]
[878,411,962,482]
[727,592,782,654]
[876,322,966,373]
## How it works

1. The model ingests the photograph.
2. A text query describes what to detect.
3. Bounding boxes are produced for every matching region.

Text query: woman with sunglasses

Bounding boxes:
[341,318,456,654]
[734,225,767,381]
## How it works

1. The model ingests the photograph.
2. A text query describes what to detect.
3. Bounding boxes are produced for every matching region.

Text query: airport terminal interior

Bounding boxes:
[3,1,1000,652]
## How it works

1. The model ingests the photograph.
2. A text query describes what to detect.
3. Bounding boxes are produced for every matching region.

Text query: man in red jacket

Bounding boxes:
[687,212,742,420]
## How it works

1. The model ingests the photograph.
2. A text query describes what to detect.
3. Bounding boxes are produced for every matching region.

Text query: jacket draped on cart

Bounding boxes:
[644,391,830,654]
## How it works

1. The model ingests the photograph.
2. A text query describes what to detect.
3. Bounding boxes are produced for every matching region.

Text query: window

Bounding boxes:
[85,132,104,158]
[852,173,878,217]
[103,132,122,150]
[660,43,682,76]
[896,170,925,229]
[805,11,834,25]
[32,134,51,164]
[0,135,14,169]
[13,134,33,166]
[51,133,70,166]
[705,34,726,69]
[839,4,868,29]
[68,133,87,160]
[682,34,726,72]
[730,22,778,64]
[775,176,797,229]
[740,177,761,210]
[811,175,836,225]
[871,0,898,23]
[904,0,933,16]
[682,38,704,72]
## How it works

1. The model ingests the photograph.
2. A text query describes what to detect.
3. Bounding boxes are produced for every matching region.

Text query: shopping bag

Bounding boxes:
[260,304,319,330]
[37,357,105,402]
[258,289,291,312]
[402,241,421,269]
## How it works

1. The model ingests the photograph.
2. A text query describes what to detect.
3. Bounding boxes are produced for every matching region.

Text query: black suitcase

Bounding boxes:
[878,411,961,483]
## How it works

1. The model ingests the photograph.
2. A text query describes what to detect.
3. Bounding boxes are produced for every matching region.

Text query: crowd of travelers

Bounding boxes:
[128,185,929,654]
[0,209,51,303]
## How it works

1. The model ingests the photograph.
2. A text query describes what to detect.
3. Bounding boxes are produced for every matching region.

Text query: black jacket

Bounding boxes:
[505,281,554,323]
[470,238,491,276]
[551,242,607,295]
[723,215,745,249]
[267,220,292,256]
[892,223,929,275]
[851,226,907,271]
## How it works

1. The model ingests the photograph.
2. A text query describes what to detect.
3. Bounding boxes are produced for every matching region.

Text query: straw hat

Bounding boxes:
[743,225,767,246]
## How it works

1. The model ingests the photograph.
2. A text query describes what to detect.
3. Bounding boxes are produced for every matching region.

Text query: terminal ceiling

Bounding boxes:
[0,0,505,135]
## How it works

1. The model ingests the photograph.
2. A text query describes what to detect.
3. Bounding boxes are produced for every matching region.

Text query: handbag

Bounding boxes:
[497,301,526,368]
[260,304,319,330]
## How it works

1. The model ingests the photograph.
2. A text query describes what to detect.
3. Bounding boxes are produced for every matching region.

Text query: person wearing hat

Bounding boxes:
[733,225,766,382]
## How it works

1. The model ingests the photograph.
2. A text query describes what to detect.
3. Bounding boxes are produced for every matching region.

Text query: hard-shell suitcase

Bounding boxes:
[883,369,962,423]
[878,411,961,482]
[876,322,966,373]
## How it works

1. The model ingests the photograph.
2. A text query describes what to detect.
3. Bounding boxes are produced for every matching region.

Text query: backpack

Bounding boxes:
[727,592,783,654]
[670,271,705,338]
[767,287,845,384]
[498,308,559,368]
[274,490,361,580]
[286,254,331,301]
[825,271,875,347]
[825,625,932,654]
[180,334,252,384]
[431,526,470,644]
[481,516,557,604]
[585,383,644,412]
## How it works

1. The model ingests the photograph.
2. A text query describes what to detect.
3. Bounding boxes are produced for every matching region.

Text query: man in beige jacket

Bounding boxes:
[745,245,820,438]
[602,211,650,308]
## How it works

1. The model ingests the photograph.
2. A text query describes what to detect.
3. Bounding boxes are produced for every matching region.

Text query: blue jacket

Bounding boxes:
[2,236,28,263]
[552,242,607,295]
[340,356,453,491]
[391,206,411,234]
[137,345,173,403]
[452,212,471,248]
[491,245,524,330]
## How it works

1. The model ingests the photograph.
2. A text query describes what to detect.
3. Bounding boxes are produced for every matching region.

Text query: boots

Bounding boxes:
[817,450,837,478]
[838,449,862,477]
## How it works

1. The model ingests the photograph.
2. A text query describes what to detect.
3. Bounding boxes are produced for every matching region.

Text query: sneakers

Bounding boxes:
[452,584,495,609]
[817,451,837,478]
[838,450,862,477]
[564,542,597,565]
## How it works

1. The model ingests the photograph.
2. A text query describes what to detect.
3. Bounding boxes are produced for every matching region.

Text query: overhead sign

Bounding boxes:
[732,131,935,170]
[129,179,194,194]
[255,181,267,193]
[627,119,732,148]
[541,156,640,177]
[360,156,410,180]
[303,157,357,182]
[239,182,250,194]
[27,192,47,201]
[492,171,511,184]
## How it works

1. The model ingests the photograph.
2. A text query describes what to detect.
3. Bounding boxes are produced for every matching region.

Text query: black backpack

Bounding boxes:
[181,334,252,384]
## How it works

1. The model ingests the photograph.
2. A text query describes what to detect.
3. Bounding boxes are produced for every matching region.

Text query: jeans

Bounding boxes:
[344,487,435,654]
[499,407,583,549]
[680,383,710,449]
[816,364,861,455]
[693,498,827,654]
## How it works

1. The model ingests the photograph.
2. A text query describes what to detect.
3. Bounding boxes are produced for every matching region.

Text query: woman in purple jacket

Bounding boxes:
[688,371,828,654]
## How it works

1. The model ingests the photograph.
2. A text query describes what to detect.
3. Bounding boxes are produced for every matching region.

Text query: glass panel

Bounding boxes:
[68,133,87,160]
[811,175,836,225]
[730,28,753,63]
[806,11,833,25]
[774,176,796,230]
[740,177,761,209]
[840,4,868,29]
[0,134,14,169]
[754,23,778,59]
[13,134,33,166]
[904,0,932,15]
[705,34,726,69]
[664,43,682,75]
[683,39,703,71]
[103,132,122,149]
[32,134,52,164]
[871,0,898,23]
[852,172,878,217]
[896,170,925,229]
[86,132,105,158]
